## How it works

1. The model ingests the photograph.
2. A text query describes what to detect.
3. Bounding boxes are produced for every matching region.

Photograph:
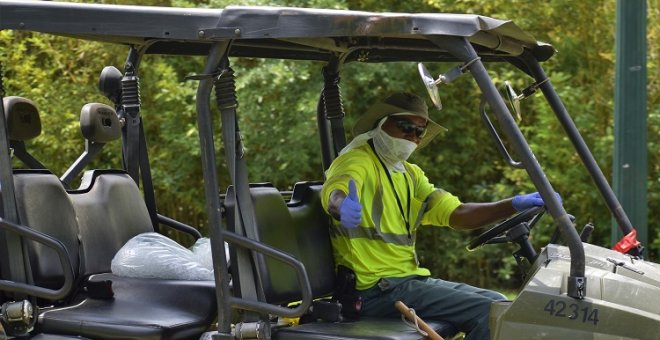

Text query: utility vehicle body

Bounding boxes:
[0,1,658,339]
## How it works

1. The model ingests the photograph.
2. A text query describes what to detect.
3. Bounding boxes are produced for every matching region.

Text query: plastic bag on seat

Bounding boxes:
[111,232,218,280]
[191,237,218,271]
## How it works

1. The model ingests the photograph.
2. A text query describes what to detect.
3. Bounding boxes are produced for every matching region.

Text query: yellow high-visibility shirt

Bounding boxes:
[322,143,462,290]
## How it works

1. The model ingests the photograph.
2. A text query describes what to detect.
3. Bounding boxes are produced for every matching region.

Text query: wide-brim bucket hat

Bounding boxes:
[353,92,447,148]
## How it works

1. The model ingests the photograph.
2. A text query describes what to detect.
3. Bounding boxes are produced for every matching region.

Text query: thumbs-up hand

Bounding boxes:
[339,180,362,228]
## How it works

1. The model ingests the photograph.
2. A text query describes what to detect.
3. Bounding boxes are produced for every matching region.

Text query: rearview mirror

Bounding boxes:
[418,61,476,111]
[418,63,442,110]
[504,81,522,121]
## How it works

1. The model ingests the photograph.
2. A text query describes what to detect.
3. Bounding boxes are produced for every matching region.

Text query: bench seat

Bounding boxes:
[12,170,217,339]
[274,317,457,339]
[38,274,216,340]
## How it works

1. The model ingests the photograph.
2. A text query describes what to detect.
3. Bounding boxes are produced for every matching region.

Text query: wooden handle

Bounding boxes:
[394,301,444,340]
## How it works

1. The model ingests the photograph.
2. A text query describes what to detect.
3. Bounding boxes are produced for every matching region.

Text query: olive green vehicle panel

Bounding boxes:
[491,244,660,339]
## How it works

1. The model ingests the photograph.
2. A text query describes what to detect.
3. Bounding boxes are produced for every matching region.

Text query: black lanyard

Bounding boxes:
[369,140,412,240]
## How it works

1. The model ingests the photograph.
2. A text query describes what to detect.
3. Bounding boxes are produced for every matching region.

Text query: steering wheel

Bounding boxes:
[467,206,545,251]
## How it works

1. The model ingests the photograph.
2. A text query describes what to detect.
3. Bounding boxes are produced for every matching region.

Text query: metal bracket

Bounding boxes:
[567,276,586,299]
[198,27,243,39]
[437,57,481,84]
[521,77,550,97]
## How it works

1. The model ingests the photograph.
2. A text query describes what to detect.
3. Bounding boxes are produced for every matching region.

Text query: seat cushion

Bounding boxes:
[37,274,216,340]
[272,317,457,340]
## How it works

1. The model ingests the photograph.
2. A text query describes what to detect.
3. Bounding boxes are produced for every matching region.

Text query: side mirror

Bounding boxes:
[418,60,477,111]
[502,78,549,121]
[418,63,442,110]
[98,66,123,104]
[504,81,522,121]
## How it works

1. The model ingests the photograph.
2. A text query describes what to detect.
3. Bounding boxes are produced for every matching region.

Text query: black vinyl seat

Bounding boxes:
[273,318,457,340]
[12,170,216,339]
[38,274,216,340]
[225,181,457,339]
[13,170,80,293]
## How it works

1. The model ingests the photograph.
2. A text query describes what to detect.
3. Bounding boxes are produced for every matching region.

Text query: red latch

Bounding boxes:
[613,229,641,254]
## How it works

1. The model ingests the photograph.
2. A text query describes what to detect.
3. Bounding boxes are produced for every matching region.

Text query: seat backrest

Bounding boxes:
[224,181,335,305]
[12,170,80,290]
[10,169,155,294]
[287,182,336,297]
[68,170,154,276]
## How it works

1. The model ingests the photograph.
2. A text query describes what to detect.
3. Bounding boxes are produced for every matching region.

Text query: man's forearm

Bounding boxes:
[449,199,515,230]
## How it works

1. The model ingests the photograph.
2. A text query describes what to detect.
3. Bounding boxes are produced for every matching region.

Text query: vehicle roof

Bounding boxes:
[0,0,554,63]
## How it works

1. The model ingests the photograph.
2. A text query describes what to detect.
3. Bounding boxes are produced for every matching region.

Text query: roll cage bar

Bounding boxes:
[0,0,643,337]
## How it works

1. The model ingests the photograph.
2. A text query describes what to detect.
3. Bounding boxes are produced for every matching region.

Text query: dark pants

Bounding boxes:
[358,276,507,340]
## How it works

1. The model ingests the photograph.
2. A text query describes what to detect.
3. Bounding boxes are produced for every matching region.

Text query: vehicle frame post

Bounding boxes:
[427,35,586,298]
[519,53,642,258]
[195,40,234,338]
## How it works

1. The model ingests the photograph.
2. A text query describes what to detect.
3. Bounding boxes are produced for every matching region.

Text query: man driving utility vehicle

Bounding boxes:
[322,92,556,340]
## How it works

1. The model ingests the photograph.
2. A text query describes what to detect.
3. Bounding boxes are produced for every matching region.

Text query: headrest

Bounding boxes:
[80,103,121,143]
[2,96,42,141]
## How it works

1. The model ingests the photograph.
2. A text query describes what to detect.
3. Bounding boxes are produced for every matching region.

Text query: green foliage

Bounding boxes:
[1,0,657,290]
[1,30,125,174]
[232,59,326,187]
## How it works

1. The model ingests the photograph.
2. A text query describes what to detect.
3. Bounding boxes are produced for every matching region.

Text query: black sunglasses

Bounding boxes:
[389,117,428,138]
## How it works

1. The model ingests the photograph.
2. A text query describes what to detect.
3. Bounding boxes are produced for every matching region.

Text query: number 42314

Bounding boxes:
[543,299,599,325]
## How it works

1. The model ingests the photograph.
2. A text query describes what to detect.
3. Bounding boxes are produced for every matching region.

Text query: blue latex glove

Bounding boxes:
[512,192,545,212]
[339,180,362,228]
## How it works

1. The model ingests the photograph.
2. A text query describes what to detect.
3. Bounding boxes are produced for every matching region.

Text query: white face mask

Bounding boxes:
[373,128,417,172]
